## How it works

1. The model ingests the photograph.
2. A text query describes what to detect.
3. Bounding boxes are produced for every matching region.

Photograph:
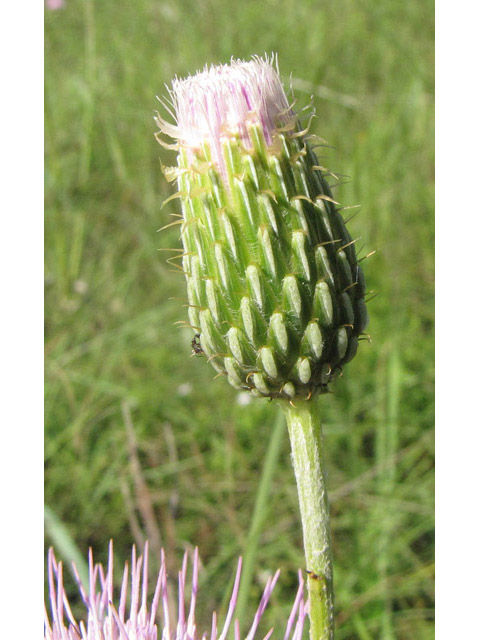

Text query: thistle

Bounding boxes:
[156,56,367,401]
[44,542,307,640]
[156,55,368,640]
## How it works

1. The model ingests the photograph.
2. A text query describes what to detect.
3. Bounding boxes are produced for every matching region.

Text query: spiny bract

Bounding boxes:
[156,56,368,400]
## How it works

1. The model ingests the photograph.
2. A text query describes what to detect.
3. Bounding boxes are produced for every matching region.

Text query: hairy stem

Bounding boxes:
[281,398,334,640]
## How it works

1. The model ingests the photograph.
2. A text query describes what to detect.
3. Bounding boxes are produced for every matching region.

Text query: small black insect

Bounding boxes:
[191,333,204,355]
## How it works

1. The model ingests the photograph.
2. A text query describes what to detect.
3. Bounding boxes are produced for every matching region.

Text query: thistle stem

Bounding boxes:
[280,398,335,640]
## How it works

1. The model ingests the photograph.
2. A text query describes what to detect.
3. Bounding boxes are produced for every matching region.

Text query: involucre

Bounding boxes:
[156,56,368,400]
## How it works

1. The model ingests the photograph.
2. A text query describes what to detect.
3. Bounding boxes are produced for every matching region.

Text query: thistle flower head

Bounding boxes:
[158,56,292,176]
[157,56,368,400]
[45,542,307,640]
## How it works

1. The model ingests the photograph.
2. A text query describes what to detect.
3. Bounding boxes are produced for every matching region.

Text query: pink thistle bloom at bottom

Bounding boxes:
[44,541,307,640]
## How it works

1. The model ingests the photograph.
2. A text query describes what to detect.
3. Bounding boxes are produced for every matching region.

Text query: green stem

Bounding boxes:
[235,408,285,631]
[281,398,335,640]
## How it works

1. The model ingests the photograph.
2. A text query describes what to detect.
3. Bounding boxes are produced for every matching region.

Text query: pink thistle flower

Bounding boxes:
[45,0,65,10]
[45,541,307,640]
[156,55,293,179]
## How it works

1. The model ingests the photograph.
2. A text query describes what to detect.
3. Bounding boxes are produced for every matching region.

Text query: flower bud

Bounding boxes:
[157,56,368,399]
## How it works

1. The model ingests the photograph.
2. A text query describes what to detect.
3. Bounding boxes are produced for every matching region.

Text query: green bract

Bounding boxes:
[158,58,367,400]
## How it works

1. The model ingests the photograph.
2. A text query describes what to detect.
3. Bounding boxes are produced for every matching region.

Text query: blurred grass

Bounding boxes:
[45,0,434,638]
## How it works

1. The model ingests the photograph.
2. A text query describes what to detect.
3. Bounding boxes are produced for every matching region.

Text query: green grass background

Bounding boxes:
[45,0,434,638]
